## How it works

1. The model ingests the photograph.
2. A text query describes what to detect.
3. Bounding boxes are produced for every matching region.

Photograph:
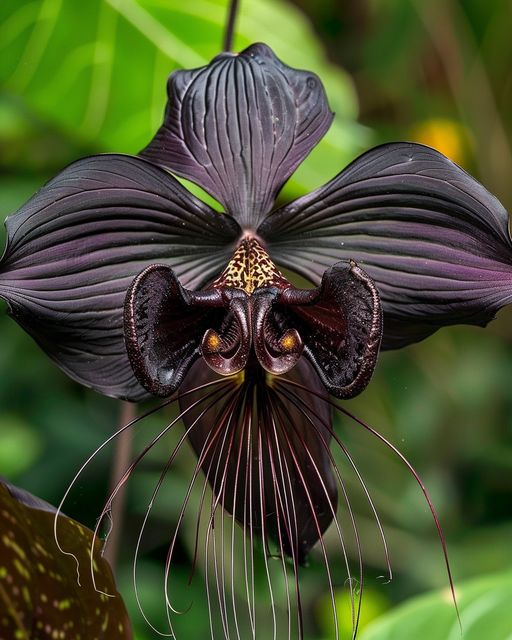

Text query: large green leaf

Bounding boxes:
[360,571,512,640]
[0,479,132,639]
[0,0,366,199]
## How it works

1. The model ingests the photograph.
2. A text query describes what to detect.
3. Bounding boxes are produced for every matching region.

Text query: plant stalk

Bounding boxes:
[104,401,136,572]
[223,0,240,52]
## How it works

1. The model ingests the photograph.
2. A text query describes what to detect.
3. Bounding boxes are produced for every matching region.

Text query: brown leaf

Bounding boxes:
[0,480,132,639]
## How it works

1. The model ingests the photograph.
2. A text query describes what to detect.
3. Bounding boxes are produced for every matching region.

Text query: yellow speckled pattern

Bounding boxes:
[0,483,132,640]
[212,238,288,294]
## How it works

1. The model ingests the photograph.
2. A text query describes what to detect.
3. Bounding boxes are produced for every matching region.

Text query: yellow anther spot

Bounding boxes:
[207,333,221,350]
[280,334,296,351]
[0,567,7,578]
[58,599,71,610]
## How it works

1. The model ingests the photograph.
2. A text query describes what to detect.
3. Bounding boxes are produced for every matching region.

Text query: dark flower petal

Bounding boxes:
[276,262,382,398]
[125,265,251,397]
[141,43,333,228]
[259,142,512,348]
[0,154,240,400]
[180,358,337,563]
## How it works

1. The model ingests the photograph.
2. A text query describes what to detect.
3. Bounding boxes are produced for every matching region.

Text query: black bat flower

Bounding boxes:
[1,43,511,635]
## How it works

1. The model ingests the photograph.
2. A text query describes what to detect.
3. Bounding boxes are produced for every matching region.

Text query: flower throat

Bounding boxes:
[212,237,289,294]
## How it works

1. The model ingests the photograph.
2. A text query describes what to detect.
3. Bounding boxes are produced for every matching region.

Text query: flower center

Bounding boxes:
[211,237,289,294]
[125,242,382,399]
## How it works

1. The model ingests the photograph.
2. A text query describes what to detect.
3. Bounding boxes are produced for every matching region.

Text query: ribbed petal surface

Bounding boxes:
[141,43,333,228]
[180,358,336,562]
[259,142,512,348]
[0,154,240,399]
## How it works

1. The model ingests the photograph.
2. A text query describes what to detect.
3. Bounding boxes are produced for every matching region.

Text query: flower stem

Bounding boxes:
[223,0,240,52]
[103,401,136,572]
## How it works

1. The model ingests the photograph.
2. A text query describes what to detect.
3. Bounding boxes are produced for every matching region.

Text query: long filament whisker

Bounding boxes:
[214,394,241,639]
[268,389,340,640]
[266,399,303,639]
[256,428,277,640]
[129,386,232,638]
[242,400,256,637]
[229,390,251,640]
[273,383,363,637]
[53,379,226,588]
[132,388,233,640]
[261,401,292,640]
[278,382,392,585]
[204,388,242,639]
[163,387,240,620]
[278,377,460,623]
[91,384,230,600]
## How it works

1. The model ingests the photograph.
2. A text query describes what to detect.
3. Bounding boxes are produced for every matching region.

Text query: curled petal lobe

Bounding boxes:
[259,142,512,348]
[141,43,333,228]
[124,265,251,397]
[200,292,252,376]
[0,154,240,400]
[251,287,304,375]
[125,237,382,400]
[276,262,382,398]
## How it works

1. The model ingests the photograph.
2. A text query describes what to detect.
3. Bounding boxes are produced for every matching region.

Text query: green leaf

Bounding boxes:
[0,479,132,638]
[360,572,512,640]
[0,0,366,199]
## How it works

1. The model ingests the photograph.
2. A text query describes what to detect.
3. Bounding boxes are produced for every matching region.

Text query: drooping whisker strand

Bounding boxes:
[92,383,232,601]
[271,383,364,638]
[268,389,341,640]
[129,385,237,637]
[163,387,241,622]
[265,397,303,640]
[274,377,395,628]
[53,378,228,593]
[277,376,460,625]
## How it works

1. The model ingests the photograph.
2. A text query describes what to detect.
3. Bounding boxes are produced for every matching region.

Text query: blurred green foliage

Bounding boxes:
[1,0,512,638]
[360,571,512,640]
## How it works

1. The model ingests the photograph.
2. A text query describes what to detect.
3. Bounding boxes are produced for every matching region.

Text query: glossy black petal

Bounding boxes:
[0,155,240,400]
[180,358,337,562]
[259,142,512,348]
[124,265,251,397]
[141,43,333,228]
[275,262,382,398]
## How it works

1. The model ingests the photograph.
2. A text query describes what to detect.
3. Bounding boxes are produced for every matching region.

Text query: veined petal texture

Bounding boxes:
[260,143,512,348]
[141,43,333,228]
[0,154,240,399]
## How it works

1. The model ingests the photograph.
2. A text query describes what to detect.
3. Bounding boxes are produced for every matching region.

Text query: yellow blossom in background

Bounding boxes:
[409,118,468,166]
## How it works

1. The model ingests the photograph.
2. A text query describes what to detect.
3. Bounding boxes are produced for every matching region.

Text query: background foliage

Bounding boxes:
[1,0,511,638]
